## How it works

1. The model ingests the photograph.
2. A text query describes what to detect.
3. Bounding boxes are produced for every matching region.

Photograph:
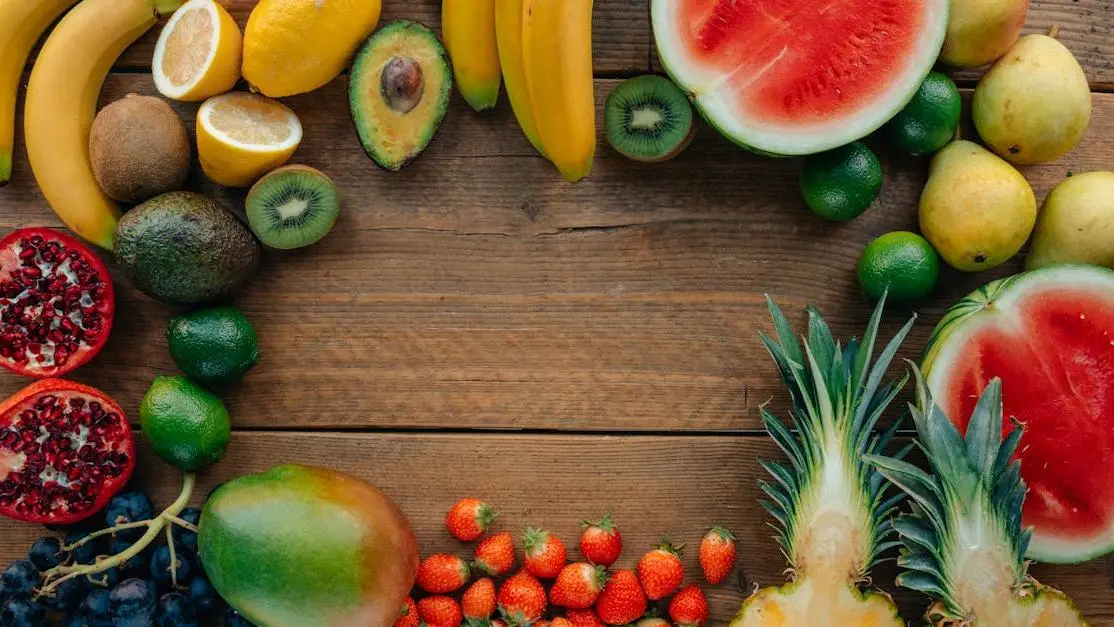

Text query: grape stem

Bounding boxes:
[38,472,196,596]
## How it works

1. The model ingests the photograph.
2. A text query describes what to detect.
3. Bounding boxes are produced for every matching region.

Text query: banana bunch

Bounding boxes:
[2,0,183,248]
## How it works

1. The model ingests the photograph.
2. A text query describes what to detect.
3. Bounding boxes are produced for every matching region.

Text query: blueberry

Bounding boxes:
[149,546,190,590]
[104,493,154,540]
[156,592,196,627]
[111,539,151,579]
[43,576,87,612]
[0,561,40,597]
[0,596,44,626]
[171,509,201,552]
[64,531,103,565]
[85,566,120,590]
[108,579,156,625]
[223,606,255,627]
[27,537,67,571]
[80,588,113,625]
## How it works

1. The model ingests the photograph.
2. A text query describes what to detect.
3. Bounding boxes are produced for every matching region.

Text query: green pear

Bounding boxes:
[973,35,1091,165]
[941,0,1029,67]
[919,140,1036,272]
[1026,172,1114,270]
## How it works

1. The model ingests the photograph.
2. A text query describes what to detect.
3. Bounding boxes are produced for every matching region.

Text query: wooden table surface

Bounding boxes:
[3,1,1114,624]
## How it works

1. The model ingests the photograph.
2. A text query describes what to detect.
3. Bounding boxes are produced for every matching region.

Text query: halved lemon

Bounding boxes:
[153,0,242,102]
[196,92,303,187]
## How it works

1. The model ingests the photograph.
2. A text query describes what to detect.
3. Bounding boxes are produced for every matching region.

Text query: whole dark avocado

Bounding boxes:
[114,192,261,305]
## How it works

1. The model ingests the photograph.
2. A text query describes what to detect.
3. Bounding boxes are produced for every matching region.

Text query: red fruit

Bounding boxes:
[550,619,574,627]
[594,569,646,626]
[417,554,471,593]
[579,515,622,566]
[0,228,114,378]
[523,527,567,579]
[549,562,607,609]
[0,379,133,524]
[669,585,709,627]
[564,609,604,627]
[491,621,507,627]
[474,531,516,576]
[699,526,736,585]
[636,538,684,600]
[446,497,498,542]
[394,597,420,627]
[419,595,464,627]
[497,571,547,625]
[462,577,497,619]
[535,621,551,627]
[635,619,670,627]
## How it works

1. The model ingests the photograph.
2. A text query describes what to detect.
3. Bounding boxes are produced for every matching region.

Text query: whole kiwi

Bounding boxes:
[90,94,191,204]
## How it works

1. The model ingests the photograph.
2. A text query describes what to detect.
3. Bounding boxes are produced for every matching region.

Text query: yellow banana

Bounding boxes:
[443,0,501,111]
[522,0,595,182]
[0,0,81,185]
[495,0,545,155]
[25,0,183,249]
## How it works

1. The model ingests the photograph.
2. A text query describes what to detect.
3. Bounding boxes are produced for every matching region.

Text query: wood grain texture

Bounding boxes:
[0,76,1112,429]
[0,433,1112,624]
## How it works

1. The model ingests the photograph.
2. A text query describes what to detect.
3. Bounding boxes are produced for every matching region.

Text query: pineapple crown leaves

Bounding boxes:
[757,295,915,573]
[864,366,1031,618]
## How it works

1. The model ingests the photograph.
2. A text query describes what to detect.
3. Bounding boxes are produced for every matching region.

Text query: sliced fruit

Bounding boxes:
[0,228,114,378]
[349,20,452,171]
[246,165,340,250]
[89,94,191,204]
[197,92,302,187]
[867,370,1088,626]
[0,379,135,524]
[922,265,1114,564]
[442,0,500,111]
[652,0,948,156]
[799,141,882,221]
[604,75,694,163]
[153,0,242,102]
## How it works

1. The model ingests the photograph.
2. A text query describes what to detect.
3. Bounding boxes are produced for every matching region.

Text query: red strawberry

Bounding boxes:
[669,585,709,627]
[698,526,736,585]
[418,554,471,593]
[534,621,551,627]
[550,562,608,609]
[497,571,548,626]
[447,498,499,542]
[594,569,646,626]
[418,595,464,627]
[635,619,670,627]
[551,618,575,627]
[394,597,420,627]
[523,527,567,579]
[636,538,684,600]
[564,609,604,627]
[491,621,507,627]
[463,577,498,619]
[579,516,622,566]
[474,531,516,576]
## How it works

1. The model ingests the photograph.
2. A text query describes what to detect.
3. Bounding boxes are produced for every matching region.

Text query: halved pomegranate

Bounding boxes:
[0,227,115,377]
[0,378,135,524]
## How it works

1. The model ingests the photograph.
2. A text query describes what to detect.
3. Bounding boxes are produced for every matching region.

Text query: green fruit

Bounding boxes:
[114,191,262,305]
[799,142,883,221]
[604,75,694,163]
[886,72,961,156]
[246,165,340,250]
[139,375,231,472]
[199,465,419,627]
[856,231,940,302]
[166,306,260,387]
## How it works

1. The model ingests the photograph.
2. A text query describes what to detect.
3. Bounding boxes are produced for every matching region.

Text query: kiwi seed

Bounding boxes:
[604,75,694,163]
[245,165,340,250]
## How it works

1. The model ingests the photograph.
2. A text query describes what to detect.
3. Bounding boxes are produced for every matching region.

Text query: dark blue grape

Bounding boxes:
[64,531,102,565]
[171,509,200,551]
[108,579,156,626]
[223,606,254,627]
[85,566,120,590]
[42,576,87,612]
[156,592,196,627]
[59,615,85,627]
[149,546,190,590]
[0,596,44,626]
[111,539,150,579]
[0,561,40,597]
[80,588,112,626]
[27,537,66,571]
[186,576,219,616]
[104,493,154,541]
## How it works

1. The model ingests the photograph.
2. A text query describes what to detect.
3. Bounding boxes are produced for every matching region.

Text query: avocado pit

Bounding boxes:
[381,56,424,114]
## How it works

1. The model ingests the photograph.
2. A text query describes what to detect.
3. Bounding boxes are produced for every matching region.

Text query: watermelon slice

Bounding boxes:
[922,265,1114,564]
[651,0,949,156]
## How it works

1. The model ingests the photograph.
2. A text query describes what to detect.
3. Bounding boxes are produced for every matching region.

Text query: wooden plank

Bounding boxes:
[0,433,1111,624]
[1,76,1112,429]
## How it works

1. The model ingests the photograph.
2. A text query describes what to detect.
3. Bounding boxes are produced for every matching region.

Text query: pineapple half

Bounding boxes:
[731,298,913,627]
[866,369,1088,627]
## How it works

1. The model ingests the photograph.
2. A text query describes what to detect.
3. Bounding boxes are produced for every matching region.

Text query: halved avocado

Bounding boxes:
[349,20,452,171]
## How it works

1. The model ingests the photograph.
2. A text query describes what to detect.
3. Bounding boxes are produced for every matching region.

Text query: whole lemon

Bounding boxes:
[243,0,382,98]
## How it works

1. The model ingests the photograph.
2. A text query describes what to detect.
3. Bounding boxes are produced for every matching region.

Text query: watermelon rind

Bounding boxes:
[922,264,1114,564]
[650,0,949,156]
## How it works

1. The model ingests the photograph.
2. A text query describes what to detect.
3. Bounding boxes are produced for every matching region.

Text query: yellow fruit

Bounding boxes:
[940,0,1028,67]
[24,0,184,250]
[242,0,382,98]
[1026,171,1114,270]
[522,0,596,182]
[495,0,544,154]
[197,92,303,187]
[443,0,500,111]
[153,0,242,102]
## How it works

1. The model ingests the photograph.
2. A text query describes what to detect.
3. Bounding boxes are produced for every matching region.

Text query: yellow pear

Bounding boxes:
[973,34,1092,165]
[941,0,1029,67]
[919,140,1036,272]
[1026,172,1114,270]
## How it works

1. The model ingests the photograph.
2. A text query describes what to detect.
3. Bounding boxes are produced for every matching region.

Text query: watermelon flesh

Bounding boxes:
[923,266,1114,564]
[651,0,948,155]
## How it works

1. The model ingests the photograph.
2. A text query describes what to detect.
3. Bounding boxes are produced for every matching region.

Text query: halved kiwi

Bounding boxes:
[245,165,339,250]
[604,75,694,163]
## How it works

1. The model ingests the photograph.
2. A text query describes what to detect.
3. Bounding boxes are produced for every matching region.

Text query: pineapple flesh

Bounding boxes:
[731,298,911,627]
[866,369,1088,627]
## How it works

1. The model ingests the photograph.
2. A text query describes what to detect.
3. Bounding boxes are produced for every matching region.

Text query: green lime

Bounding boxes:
[886,72,961,156]
[167,306,259,387]
[800,141,883,221]
[140,375,231,472]
[857,231,940,303]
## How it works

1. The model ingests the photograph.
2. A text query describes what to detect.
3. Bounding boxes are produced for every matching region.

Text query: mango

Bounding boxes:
[1026,172,1114,270]
[198,465,418,627]
[940,0,1028,67]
